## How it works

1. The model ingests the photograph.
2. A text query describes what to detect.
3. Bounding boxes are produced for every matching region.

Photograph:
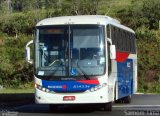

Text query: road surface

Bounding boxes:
[1,94,160,116]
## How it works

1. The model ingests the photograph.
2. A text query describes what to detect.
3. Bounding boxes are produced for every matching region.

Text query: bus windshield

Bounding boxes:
[35,25,105,79]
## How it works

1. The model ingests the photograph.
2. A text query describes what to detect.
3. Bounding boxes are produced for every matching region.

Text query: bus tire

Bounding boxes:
[123,95,131,103]
[49,104,59,112]
[103,102,112,111]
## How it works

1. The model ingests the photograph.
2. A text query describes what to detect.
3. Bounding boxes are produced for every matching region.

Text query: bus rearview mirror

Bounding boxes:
[110,45,116,60]
[25,40,33,64]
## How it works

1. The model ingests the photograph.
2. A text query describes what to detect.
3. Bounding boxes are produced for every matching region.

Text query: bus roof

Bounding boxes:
[36,15,135,33]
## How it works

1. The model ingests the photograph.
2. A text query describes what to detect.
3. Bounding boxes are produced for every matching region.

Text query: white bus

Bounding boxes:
[25,15,137,111]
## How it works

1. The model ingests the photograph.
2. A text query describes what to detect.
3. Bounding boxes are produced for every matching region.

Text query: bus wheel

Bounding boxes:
[123,95,131,103]
[114,83,118,103]
[103,102,112,111]
[49,104,59,112]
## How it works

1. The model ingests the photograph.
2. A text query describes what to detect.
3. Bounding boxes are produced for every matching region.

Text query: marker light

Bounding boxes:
[89,83,107,92]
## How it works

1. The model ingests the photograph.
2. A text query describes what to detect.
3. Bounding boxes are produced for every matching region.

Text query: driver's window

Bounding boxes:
[39,29,65,67]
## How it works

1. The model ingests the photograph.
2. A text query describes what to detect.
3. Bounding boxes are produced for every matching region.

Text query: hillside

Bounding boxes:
[0,0,160,93]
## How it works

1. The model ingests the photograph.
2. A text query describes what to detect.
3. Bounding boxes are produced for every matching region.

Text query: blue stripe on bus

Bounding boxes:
[117,59,133,99]
[42,80,98,92]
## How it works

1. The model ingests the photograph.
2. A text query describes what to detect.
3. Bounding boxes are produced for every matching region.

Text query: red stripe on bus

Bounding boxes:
[77,80,100,85]
[116,52,129,62]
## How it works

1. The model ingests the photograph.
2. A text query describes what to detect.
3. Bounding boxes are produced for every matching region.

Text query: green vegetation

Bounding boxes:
[0,0,160,93]
[0,88,34,93]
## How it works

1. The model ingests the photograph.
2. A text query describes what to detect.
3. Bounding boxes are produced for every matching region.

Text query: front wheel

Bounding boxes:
[49,104,59,112]
[103,102,112,111]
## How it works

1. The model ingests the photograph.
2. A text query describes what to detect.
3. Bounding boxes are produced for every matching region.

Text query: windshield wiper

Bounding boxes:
[77,61,90,80]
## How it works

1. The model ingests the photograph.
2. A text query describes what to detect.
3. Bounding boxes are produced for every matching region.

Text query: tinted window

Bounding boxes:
[110,25,136,53]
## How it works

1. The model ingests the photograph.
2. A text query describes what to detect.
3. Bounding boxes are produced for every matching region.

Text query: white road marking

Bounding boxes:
[113,105,160,108]
[135,92,144,94]
[135,92,160,95]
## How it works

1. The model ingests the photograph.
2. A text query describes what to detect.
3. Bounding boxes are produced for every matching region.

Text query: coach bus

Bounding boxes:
[25,15,137,111]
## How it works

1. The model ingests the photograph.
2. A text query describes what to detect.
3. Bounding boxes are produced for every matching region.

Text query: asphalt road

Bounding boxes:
[1,94,160,116]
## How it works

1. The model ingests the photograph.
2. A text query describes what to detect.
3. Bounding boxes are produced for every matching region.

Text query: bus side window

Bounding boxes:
[133,35,136,53]
[131,34,136,53]
[107,25,111,38]
[107,42,111,76]
[106,25,112,76]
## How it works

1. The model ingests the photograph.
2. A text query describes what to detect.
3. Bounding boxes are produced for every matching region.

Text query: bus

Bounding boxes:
[25,15,137,111]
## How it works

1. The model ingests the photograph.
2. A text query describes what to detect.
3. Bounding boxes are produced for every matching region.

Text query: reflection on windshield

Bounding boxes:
[35,25,105,77]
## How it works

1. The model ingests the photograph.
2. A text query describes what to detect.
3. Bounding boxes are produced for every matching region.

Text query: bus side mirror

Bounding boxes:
[25,40,33,64]
[110,45,116,60]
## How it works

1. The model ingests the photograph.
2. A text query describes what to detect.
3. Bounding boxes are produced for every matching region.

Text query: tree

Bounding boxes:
[0,0,12,14]
[116,0,160,30]
[71,0,101,15]
[56,0,102,16]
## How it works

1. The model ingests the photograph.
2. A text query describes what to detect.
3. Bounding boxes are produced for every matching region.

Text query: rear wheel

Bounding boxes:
[115,95,132,104]
[123,95,131,103]
[103,102,112,111]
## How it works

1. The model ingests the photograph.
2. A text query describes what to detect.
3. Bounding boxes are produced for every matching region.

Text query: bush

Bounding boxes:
[137,28,160,70]
[0,34,33,88]
[136,28,160,93]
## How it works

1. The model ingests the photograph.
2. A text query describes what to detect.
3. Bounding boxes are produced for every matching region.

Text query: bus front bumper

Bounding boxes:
[35,87,110,104]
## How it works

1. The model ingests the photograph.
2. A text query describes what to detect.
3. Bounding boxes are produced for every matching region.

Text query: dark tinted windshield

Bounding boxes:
[35,25,105,78]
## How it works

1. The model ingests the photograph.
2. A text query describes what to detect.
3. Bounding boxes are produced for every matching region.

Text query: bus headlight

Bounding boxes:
[35,84,52,93]
[42,88,46,91]
[89,83,107,92]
